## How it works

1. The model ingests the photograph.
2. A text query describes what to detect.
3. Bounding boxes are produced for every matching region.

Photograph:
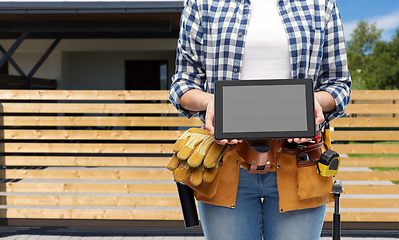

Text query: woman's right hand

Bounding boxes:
[205,100,242,145]
[179,89,242,145]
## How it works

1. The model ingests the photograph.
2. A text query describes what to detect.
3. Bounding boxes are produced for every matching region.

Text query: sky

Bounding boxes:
[337,0,399,42]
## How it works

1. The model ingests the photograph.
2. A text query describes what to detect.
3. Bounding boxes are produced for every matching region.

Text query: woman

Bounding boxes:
[169,0,351,239]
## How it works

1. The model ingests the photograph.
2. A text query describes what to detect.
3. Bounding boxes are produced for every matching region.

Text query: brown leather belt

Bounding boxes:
[235,135,324,174]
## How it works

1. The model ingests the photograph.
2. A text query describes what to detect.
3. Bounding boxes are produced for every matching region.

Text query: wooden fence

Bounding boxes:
[328,90,399,226]
[0,90,398,228]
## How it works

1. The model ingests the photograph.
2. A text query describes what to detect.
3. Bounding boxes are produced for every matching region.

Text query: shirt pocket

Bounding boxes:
[296,24,324,79]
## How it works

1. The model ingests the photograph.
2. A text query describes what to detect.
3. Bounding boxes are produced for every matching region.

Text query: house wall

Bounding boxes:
[60,51,176,90]
[3,51,61,81]
[0,39,178,90]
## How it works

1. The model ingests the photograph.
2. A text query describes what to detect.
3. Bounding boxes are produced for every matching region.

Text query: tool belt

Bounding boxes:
[283,142,324,167]
[236,139,283,174]
[236,134,324,174]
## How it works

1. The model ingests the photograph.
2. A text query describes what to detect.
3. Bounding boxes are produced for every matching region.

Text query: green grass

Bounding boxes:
[348,154,399,157]
[344,141,399,184]
[347,141,399,158]
[369,167,399,171]
[368,167,399,185]
[347,141,399,144]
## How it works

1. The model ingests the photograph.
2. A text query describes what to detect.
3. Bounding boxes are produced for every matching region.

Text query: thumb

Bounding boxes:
[315,98,324,126]
[205,101,215,136]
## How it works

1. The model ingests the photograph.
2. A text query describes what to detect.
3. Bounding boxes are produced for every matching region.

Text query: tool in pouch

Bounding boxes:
[292,122,341,177]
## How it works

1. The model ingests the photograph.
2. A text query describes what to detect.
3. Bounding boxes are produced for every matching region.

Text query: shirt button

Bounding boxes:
[233,68,238,73]
[244,3,248,7]
[238,32,243,37]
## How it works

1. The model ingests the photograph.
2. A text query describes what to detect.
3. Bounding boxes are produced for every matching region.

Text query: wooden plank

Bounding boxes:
[343,185,399,194]
[7,196,398,209]
[0,90,170,101]
[5,196,180,207]
[345,104,399,114]
[13,169,399,182]
[1,103,179,114]
[331,118,399,128]
[332,144,399,154]
[340,157,399,167]
[3,116,202,127]
[1,90,396,101]
[2,183,177,194]
[3,208,398,222]
[5,169,173,180]
[1,156,170,167]
[4,130,184,140]
[350,90,399,101]
[327,198,399,209]
[12,156,399,169]
[4,208,183,220]
[2,183,397,196]
[336,171,399,181]
[324,212,399,222]
[4,143,174,154]
[331,131,399,141]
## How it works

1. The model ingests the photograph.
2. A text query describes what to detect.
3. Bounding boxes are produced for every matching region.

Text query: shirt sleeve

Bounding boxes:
[316,0,352,123]
[169,0,207,119]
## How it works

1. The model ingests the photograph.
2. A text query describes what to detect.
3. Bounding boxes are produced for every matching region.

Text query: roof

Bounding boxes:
[0,1,184,14]
[0,1,184,39]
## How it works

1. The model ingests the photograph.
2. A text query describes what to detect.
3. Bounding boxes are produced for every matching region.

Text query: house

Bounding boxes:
[0,0,184,90]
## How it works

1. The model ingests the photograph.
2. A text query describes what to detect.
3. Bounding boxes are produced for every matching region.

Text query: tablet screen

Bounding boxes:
[214,79,315,140]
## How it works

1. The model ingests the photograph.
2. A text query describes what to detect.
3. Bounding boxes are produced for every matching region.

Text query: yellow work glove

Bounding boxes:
[166,128,229,186]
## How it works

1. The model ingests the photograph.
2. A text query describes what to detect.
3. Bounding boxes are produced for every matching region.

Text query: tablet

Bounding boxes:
[214,79,315,140]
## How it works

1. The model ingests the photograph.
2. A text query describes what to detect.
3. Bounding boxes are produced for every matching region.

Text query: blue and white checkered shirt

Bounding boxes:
[169,0,351,124]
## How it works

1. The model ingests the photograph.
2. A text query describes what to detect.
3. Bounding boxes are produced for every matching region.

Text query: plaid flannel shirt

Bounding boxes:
[169,0,351,125]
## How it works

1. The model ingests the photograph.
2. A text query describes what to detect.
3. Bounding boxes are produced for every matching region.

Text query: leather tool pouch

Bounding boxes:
[236,140,281,174]
[283,141,333,200]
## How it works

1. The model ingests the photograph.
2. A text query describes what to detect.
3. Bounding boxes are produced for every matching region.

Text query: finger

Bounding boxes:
[205,119,214,136]
[228,139,241,144]
[314,98,325,126]
[205,102,215,136]
[301,138,309,142]
[216,139,240,145]
[293,138,309,143]
[216,139,228,145]
[315,110,324,124]
[316,115,325,127]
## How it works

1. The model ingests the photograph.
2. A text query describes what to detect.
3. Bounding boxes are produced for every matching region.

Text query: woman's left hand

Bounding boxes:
[287,97,324,143]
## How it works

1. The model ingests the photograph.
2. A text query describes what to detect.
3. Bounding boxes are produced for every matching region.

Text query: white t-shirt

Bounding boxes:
[240,0,291,80]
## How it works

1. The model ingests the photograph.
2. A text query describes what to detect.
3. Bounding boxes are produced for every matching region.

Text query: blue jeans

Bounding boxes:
[198,168,326,240]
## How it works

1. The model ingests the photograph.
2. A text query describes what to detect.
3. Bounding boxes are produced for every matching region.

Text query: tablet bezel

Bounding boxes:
[214,79,316,140]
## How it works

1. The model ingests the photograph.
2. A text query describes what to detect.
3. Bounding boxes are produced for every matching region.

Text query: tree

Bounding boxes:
[346,20,382,90]
[347,20,382,55]
[367,29,399,90]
